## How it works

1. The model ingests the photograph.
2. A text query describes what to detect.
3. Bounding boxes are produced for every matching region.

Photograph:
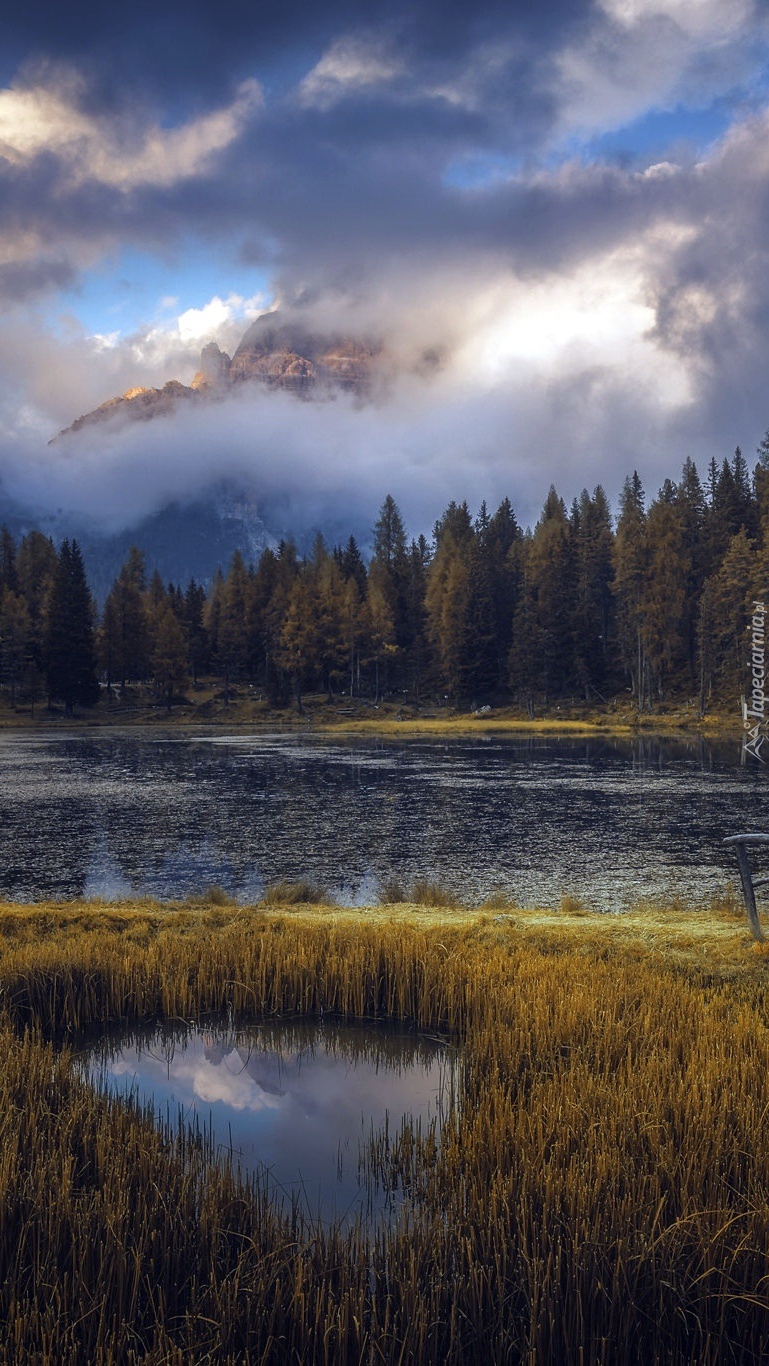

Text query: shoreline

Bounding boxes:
[0,691,746,740]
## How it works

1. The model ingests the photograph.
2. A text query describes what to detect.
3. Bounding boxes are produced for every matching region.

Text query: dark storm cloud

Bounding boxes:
[2,0,593,99]
[0,77,670,312]
[2,0,769,536]
[1,0,763,309]
[0,257,76,303]
[644,119,769,451]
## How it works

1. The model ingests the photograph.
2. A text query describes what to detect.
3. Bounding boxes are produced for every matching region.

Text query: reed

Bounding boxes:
[0,903,766,1361]
[262,879,331,906]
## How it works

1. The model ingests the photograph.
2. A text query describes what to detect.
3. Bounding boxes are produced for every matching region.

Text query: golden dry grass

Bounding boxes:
[0,894,766,1361]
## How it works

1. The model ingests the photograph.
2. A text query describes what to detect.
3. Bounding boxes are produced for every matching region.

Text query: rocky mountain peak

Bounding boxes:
[53,312,380,442]
[191,341,232,390]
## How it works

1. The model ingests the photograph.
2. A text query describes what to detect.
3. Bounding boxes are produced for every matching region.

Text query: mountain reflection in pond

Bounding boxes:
[82,1020,458,1227]
[0,728,765,908]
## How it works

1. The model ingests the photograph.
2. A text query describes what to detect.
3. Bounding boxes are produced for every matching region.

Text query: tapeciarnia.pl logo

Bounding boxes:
[743,600,767,761]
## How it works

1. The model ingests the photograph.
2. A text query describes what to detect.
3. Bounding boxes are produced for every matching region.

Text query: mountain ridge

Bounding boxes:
[53,312,381,442]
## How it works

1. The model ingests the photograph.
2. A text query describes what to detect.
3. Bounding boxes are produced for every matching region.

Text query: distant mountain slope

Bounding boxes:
[0,482,272,601]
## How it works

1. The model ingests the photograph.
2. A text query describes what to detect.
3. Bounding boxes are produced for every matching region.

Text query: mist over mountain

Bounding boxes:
[0,476,379,602]
[2,311,390,592]
[53,311,384,442]
[2,312,396,592]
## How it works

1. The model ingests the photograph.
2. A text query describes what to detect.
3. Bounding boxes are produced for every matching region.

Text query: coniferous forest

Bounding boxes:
[1,445,768,716]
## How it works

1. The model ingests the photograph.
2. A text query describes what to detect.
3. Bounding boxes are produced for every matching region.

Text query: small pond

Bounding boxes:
[80,1018,460,1228]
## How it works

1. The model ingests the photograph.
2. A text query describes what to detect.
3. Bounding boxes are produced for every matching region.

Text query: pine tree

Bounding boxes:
[425,534,474,701]
[485,498,522,689]
[643,490,688,699]
[276,572,321,712]
[705,528,756,697]
[44,540,99,712]
[217,550,252,695]
[676,458,708,683]
[342,576,366,697]
[258,542,300,706]
[365,577,397,703]
[613,472,649,708]
[16,530,57,671]
[373,495,408,573]
[184,580,209,684]
[511,488,575,704]
[508,534,540,716]
[370,495,410,689]
[0,527,18,596]
[696,578,717,714]
[99,548,150,688]
[334,536,368,595]
[571,487,614,700]
[315,553,347,698]
[403,536,431,700]
[0,589,31,705]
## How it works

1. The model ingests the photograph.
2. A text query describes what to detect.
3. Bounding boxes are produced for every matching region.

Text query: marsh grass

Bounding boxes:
[474,886,519,912]
[409,878,461,908]
[376,876,409,903]
[261,879,331,906]
[558,892,589,916]
[378,878,461,908]
[0,900,767,1361]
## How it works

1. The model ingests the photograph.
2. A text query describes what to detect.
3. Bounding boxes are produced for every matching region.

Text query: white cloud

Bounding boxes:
[176,294,262,345]
[2,239,700,537]
[597,0,753,40]
[456,245,693,411]
[299,36,404,109]
[124,292,269,374]
[0,71,262,189]
[553,0,765,142]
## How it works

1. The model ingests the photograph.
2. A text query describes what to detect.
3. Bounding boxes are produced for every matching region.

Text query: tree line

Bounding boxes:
[2,442,768,714]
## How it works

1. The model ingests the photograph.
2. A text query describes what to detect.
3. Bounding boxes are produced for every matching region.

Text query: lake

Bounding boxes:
[0,727,766,910]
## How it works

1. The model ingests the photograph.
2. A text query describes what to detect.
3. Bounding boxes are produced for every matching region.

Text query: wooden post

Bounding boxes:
[723,834,769,942]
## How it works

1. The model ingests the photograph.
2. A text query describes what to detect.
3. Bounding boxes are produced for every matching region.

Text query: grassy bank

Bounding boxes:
[0,894,767,1362]
[0,683,745,739]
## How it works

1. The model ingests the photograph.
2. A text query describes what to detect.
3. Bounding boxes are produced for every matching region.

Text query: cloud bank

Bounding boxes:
[1,0,769,537]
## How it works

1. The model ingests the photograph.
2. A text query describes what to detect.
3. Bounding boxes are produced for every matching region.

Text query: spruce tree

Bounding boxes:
[643,491,687,699]
[371,495,410,689]
[571,487,614,700]
[99,548,150,688]
[613,473,648,708]
[44,540,99,712]
[0,527,17,596]
[486,498,522,689]
[184,579,209,684]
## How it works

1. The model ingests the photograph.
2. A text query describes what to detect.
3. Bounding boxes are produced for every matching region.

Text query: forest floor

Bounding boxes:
[0,684,746,739]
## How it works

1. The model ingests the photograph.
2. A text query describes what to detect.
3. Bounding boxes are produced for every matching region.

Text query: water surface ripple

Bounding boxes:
[0,728,765,909]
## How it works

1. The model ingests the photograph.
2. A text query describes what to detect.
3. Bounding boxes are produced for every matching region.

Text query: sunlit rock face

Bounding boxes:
[58,379,199,439]
[191,341,232,390]
[228,316,377,393]
[54,313,380,441]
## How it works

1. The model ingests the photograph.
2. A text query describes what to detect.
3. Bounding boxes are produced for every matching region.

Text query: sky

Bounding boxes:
[2,0,769,539]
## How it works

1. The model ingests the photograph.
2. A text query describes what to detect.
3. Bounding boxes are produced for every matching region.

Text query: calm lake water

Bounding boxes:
[1,727,767,910]
[81,1019,458,1226]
